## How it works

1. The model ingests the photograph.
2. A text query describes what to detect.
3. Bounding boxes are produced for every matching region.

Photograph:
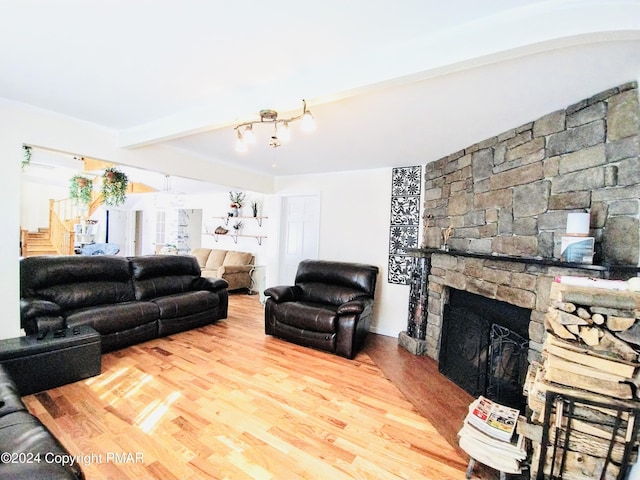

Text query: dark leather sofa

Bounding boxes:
[20,255,228,352]
[0,364,84,479]
[264,259,379,359]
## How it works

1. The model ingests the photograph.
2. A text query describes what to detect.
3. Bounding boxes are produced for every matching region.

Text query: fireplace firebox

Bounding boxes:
[439,289,530,412]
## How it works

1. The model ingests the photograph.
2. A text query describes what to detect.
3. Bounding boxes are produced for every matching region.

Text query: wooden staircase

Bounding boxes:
[21,227,59,257]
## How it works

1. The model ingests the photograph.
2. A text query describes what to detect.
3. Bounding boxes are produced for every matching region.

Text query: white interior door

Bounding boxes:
[105,209,130,255]
[278,195,320,284]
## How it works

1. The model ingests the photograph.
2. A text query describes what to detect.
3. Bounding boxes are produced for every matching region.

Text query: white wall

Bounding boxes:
[0,105,23,339]
[274,169,411,337]
[20,180,68,231]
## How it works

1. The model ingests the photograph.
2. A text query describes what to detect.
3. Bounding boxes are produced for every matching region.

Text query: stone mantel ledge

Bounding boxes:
[406,248,640,278]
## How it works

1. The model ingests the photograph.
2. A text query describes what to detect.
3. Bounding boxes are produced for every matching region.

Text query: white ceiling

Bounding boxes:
[3,0,640,179]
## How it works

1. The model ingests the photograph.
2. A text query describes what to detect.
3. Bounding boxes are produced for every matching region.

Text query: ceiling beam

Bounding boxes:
[117,1,640,150]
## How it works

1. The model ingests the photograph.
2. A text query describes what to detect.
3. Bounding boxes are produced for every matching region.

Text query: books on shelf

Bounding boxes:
[466,395,519,442]
[458,396,527,474]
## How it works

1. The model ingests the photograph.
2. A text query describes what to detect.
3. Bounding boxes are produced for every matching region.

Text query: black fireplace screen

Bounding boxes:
[486,324,529,411]
[439,289,530,412]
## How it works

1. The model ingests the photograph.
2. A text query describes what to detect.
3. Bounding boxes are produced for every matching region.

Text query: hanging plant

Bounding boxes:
[22,145,32,170]
[69,174,94,205]
[101,167,129,207]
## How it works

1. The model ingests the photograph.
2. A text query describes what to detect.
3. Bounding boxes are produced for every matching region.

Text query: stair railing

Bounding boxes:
[20,228,28,257]
[49,199,76,255]
[49,193,103,255]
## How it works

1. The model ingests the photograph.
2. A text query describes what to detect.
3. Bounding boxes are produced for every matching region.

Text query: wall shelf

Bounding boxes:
[214,216,268,227]
[204,232,267,245]
[207,215,267,244]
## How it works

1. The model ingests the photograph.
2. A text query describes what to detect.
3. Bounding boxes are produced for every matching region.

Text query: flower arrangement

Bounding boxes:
[101,167,129,207]
[69,174,94,205]
[229,191,245,209]
[233,221,243,231]
[229,191,246,216]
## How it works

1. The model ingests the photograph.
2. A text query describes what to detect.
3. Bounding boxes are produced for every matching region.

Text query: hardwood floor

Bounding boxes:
[24,294,495,480]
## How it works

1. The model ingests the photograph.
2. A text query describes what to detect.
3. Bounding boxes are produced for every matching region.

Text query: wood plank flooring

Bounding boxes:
[23,294,494,480]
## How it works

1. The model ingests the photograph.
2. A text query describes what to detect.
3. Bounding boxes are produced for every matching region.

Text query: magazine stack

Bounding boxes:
[458,396,527,475]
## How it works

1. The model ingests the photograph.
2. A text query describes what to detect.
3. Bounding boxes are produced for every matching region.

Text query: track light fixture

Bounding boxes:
[234,100,315,152]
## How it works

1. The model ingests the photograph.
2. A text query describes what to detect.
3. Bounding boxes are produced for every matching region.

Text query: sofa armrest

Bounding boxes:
[20,298,66,335]
[191,276,229,293]
[264,285,302,303]
[218,265,253,275]
[20,298,64,332]
[20,298,62,320]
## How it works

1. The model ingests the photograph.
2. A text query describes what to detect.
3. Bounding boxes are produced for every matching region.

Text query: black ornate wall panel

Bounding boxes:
[388,166,422,284]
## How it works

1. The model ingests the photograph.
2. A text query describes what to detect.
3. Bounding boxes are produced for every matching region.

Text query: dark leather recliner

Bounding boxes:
[0,364,84,479]
[264,259,379,359]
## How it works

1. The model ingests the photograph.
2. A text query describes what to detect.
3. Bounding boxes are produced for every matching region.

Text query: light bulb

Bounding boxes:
[243,125,256,145]
[235,130,247,153]
[301,110,316,132]
[277,122,291,142]
[269,135,281,148]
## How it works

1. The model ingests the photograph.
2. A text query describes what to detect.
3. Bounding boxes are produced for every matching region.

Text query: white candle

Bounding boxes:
[566,212,590,236]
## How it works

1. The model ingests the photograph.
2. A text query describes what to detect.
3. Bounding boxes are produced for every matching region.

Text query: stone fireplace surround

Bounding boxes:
[401,249,621,363]
[399,81,640,366]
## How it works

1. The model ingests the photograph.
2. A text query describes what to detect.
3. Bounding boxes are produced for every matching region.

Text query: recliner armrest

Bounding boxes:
[264,285,302,303]
[337,299,368,315]
[191,276,229,292]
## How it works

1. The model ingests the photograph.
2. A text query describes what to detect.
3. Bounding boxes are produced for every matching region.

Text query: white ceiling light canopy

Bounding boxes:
[234,99,315,152]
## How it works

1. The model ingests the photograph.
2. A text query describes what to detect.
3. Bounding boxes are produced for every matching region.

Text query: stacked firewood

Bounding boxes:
[523,277,640,479]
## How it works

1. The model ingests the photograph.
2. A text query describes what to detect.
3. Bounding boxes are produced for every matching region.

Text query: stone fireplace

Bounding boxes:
[399,81,640,402]
[400,250,604,396]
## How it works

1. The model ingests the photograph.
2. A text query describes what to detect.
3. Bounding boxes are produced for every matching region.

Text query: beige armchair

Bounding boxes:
[190,248,255,292]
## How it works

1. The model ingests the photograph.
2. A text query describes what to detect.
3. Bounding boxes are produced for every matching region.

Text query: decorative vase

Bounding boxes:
[232,207,239,217]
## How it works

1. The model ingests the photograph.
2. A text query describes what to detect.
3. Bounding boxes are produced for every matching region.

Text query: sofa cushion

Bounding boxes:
[152,290,220,319]
[190,248,211,268]
[273,302,338,333]
[295,260,378,297]
[205,249,227,270]
[134,275,199,301]
[130,255,201,300]
[66,301,159,334]
[0,410,85,479]
[21,255,132,295]
[39,281,135,310]
[223,250,253,266]
[0,366,26,418]
[130,255,201,279]
[297,282,366,307]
